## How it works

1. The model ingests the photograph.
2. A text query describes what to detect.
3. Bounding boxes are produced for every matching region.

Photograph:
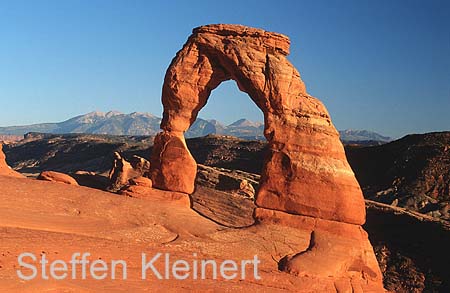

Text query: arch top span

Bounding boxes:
[192,24,291,55]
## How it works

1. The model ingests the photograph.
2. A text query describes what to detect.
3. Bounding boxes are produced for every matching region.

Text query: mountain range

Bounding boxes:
[0,111,391,142]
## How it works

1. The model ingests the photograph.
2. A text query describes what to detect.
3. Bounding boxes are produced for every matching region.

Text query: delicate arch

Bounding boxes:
[150,24,366,225]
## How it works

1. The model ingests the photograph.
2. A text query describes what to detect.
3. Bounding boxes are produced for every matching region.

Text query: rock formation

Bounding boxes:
[150,24,383,289]
[150,24,365,224]
[108,152,148,192]
[239,179,255,198]
[196,164,259,198]
[129,155,151,177]
[129,176,153,188]
[0,144,24,178]
[109,152,133,190]
[108,152,156,198]
[37,171,79,185]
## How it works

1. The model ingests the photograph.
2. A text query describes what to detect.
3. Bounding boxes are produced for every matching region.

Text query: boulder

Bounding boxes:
[239,179,255,198]
[108,152,141,192]
[37,171,79,185]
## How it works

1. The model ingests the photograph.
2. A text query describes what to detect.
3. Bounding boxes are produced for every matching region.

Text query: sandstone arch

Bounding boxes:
[150,25,383,288]
[150,24,365,225]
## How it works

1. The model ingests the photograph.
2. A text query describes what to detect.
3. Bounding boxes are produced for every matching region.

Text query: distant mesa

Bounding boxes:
[0,111,390,143]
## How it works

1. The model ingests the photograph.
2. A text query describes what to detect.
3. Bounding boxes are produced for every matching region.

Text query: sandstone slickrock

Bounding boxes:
[191,164,258,228]
[129,176,153,188]
[255,208,381,278]
[117,175,153,198]
[0,144,25,178]
[196,163,259,198]
[0,174,382,291]
[37,171,79,185]
[150,24,382,289]
[191,185,255,228]
[119,185,190,207]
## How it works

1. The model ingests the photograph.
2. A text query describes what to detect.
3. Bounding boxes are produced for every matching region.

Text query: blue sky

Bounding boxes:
[0,0,448,138]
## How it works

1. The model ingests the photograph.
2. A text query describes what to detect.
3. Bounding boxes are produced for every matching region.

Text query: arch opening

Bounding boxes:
[184,79,266,227]
[185,79,264,138]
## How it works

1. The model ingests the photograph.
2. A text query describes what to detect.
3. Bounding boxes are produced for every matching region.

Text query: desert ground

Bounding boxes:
[0,175,362,292]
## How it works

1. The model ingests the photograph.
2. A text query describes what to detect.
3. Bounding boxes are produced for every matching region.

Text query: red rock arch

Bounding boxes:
[150,24,365,226]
